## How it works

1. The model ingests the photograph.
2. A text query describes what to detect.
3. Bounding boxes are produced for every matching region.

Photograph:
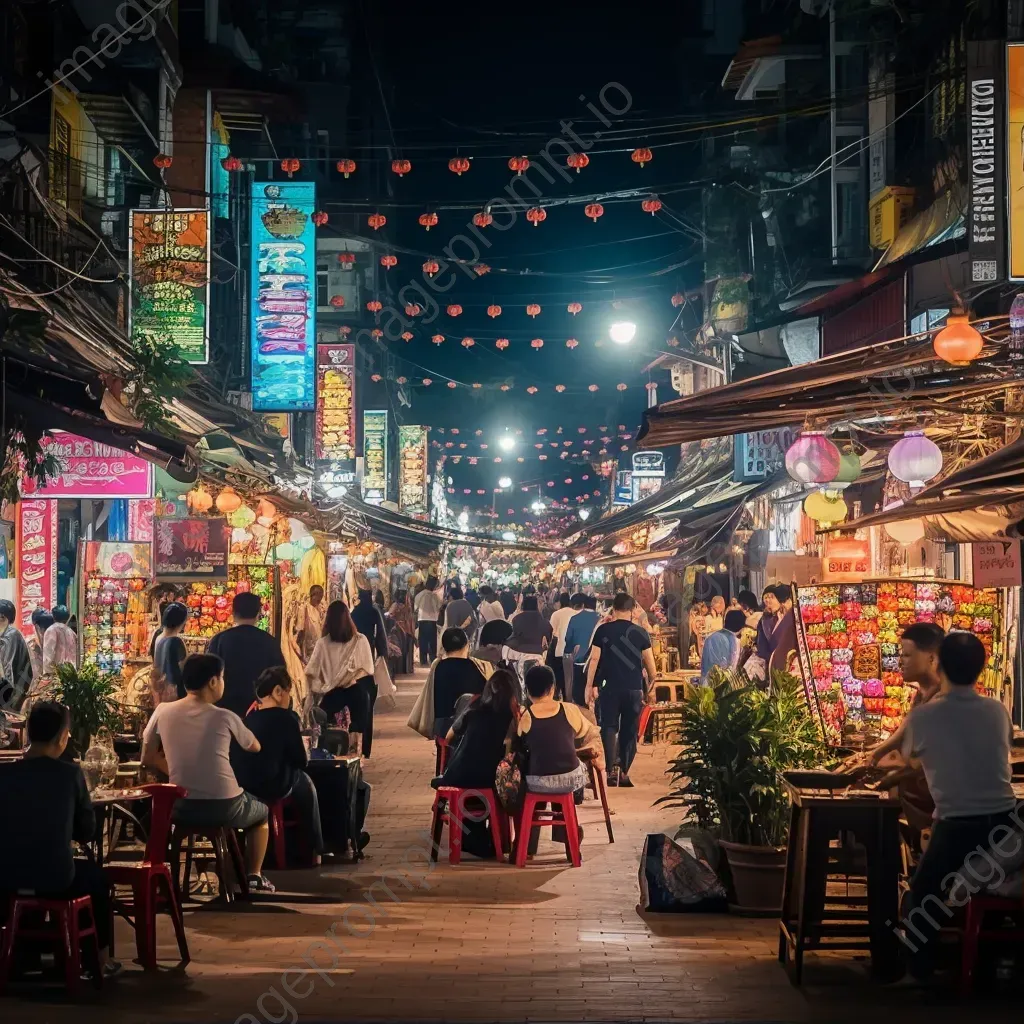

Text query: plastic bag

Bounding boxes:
[638,833,728,913]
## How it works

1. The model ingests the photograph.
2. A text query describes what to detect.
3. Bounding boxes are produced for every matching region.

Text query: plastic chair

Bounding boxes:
[430,786,510,864]
[169,823,250,905]
[637,703,655,744]
[0,894,102,994]
[514,791,582,867]
[960,894,1024,996]
[266,796,314,870]
[105,783,190,969]
[586,761,614,844]
[434,737,450,774]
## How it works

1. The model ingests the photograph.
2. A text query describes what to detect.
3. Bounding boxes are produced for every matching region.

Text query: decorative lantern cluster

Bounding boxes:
[187,483,213,513]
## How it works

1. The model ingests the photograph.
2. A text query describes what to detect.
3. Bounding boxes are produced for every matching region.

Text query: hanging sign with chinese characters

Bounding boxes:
[362,410,388,505]
[16,500,57,636]
[315,344,356,465]
[398,425,429,516]
[34,431,153,499]
[154,517,230,580]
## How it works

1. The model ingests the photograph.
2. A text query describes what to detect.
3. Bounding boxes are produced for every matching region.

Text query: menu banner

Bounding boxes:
[315,344,356,464]
[250,181,317,411]
[82,541,153,580]
[398,425,429,516]
[129,209,210,364]
[154,517,230,580]
[16,499,57,636]
[34,431,153,499]
[362,410,388,504]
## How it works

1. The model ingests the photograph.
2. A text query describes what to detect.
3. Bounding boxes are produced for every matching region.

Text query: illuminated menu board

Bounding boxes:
[398,425,428,516]
[315,344,356,466]
[362,410,388,504]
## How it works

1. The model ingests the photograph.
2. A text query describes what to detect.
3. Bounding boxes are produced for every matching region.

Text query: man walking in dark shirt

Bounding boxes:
[208,592,286,718]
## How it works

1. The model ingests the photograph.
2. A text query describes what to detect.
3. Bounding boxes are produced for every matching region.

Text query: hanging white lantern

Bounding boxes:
[888,431,942,488]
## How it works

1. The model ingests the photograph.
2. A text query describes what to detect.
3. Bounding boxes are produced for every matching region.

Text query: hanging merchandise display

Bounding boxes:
[179,565,279,646]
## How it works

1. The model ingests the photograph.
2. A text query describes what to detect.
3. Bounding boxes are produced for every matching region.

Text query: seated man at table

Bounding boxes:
[142,653,275,893]
[897,632,1018,982]
[234,666,325,861]
[0,702,117,976]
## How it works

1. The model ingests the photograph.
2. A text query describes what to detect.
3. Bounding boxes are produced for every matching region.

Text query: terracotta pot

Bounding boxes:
[719,840,786,915]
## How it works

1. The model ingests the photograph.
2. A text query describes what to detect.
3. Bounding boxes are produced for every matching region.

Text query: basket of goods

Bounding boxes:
[828,632,850,650]
[831,648,853,664]
[863,697,885,715]
[819,586,840,608]
[806,634,828,650]
[801,604,825,624]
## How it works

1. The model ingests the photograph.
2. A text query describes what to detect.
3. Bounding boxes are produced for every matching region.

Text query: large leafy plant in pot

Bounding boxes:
[658,669,828,912]
[51,662,123,758]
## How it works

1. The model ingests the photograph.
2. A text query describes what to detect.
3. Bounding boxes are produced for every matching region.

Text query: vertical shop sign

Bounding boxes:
[127,499,157,542]
[15,500,57,636]
[967,42,1005,284]
[1007,44,1024,280]
[129,209,210,364]
[398,425,429,516]
[362,410,388,505]
[315,344,356,466]
[250,181,317,410]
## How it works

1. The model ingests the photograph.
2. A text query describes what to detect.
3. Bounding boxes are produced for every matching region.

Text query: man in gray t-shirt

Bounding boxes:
[444,587,476,632]
[897,632,1018,980]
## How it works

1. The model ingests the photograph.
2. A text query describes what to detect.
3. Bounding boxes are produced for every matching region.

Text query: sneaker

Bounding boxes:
[100,960,123,981]
[247,873,277,893]
[618,774,635,789]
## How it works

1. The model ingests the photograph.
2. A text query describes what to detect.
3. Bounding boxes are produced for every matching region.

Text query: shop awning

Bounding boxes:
[874,184,966,271]
[591,548,679,568]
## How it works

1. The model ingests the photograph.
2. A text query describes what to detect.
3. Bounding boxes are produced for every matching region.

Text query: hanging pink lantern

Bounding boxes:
[888,431,943,487]
[785,431,840,485]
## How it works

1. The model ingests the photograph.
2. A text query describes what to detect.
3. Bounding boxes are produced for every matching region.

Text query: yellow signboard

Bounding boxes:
[1008,44,1024,280]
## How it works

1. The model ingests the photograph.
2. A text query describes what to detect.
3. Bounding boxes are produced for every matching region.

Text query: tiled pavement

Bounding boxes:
[4,669,1022,1022]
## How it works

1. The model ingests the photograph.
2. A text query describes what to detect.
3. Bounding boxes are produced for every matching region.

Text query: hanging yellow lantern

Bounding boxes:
[803,489,848,525]
[186,483,213,513]
[215,486,242,514]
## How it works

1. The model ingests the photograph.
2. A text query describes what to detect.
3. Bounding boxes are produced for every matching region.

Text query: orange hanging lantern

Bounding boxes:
[631,147,653,167]
[422,260,439,277]
[418,212,438,231]
[473,211,493,228]
[153,153,173,170]
[221,155,243,172]
[366,300,383,313]
[461,337,475,348]
[508,156,530,175]
[526,303,541,318]
[584,203,604,223]
[367,213,386,230]
[339,326,351,337]
[380,254,397,268]
[526,207,547,227]
[447,304,463,317]
[371,373,382,382]
[280,158,300,177]
[487,305,502,318]
[566,153,589,173]
[474,263,490,276]
[449,156,471,175]
[312,211,328,227]
[641,196,662,215]
[329,295,345,308]
[187,483,213,513]
[527,386,538,394]
[555,384,565,392]
[337,252,355,266]
[531,338,544,349]
[391,158,412,176]
[933,311,983,364]
[404,303,422,317]
[336,158,357,177]
[671,292,685,307]
[401,331,414,341]
[566,338,579,349]
[500,384,511,391]
[431,334,444,345]
[495,338,510,350]
[567,302,582,315]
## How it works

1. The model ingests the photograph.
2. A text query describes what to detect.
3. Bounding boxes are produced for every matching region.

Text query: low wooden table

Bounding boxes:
[778,778,903,985]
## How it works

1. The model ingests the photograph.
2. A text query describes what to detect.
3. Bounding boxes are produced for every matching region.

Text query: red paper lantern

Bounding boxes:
[566,153,589,173]
[447,304,463,317]
[153,153,173,170]
[495,338,510,350]
[588,384,599,392]
[567,302,582,316]
[566,338,579,349]
[422,260,439,277]
[474,264,490,276]
[311,211,329,227]
[418,212,439,231]
[449,156,471,175]
[508,156,530,175]
[431,334,444,345]
[472,383,482,389]
[280,158,300,177]
[527,386,538,394]
[526,207,547,227]
[370,328,383,338]
[336,158,357,177]
[631,147,653,167]
[380,254,397,268]
[473,211,493,228]
[526,304,541,318]
[500,384,511,391]
[547,481,555,488]
[584,202,606,223]
[221,155,243,172]
[423,378,433,386]
[487,305,502,318]
[366,300,383,313]
[531,338,544,349]
[461,337,475,348]
[671,292,685,307]
[641,196,662,215]
[616,383,627,391]
[371,373,382,382]
[392,158,412,176]
[367,213,386,230]
[337,252,355,265]
[329,295,345,308]
[404,303,422,317]
[447,381,457,388]
[401,331,413,341]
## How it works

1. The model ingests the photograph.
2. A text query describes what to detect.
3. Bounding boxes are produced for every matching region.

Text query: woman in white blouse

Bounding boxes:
[305,601,376,750]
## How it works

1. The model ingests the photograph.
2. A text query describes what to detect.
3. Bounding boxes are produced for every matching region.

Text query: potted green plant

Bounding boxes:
[710,277,749,333]
[659,669,829,913]
[51,662,123,758]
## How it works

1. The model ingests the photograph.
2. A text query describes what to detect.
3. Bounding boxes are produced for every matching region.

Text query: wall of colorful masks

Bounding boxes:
[796,581,999,743]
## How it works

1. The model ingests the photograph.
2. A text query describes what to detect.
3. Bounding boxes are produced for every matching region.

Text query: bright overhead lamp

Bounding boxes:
[499,435,516,452]
[531,500,546,513]
[498,476,512,489]
[578,508,591,521]
[609,321,637,344]
[501,531,516,542]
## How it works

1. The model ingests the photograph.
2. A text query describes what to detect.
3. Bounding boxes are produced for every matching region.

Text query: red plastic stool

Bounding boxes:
[266,796,314,870]
[0,894,103,994]
[586,761,614,844]
[514,791,582,867]
[637,703,655,745]
[169,824,250,904]
[430,787,510,864]
[960,894,1024,995]
[435,738,450,774]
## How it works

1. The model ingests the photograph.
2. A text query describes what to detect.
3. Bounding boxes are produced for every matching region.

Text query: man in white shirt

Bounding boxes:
[897,632,1018,981]
[413,577,442,667]
[545,591,575,700]
[142,652,274,892]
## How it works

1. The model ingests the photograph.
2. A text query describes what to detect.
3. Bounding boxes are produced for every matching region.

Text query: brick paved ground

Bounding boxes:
[4,668,1022,1022]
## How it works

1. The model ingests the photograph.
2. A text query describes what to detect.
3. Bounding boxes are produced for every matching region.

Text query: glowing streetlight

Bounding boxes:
[498,475,512,489]
[609,320,637,345]
[498,435,516,452]
[531,500,546,514]
[457,511,469,527]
